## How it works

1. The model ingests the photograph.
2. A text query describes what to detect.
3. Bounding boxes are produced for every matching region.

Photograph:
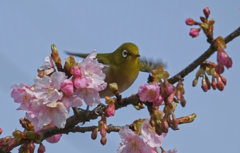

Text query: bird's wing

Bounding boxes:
[65,51,89,58]
[139,57,167,72]
[65,51,110,65]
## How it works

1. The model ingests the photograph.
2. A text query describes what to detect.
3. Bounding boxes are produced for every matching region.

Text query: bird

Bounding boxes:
[66,42,165,98]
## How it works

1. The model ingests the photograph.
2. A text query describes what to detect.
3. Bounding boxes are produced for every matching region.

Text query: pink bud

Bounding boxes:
[166,93,175,104]
[189,28,201,37]
[226,57,232,69]
[172,114,179,130]
[74,77,88,89]
[216,77,224,91]
[100,127,106,137]
[46,134,62,143]
[71,65,81,76]
[211,77,217,90]
[37,143,46,153]
[105,103,115,117]
[8,138,18,151]
[152,96,163,107]
[28,141,35,153]
[91,128,98,140]
[0,128,2,135]
[165,83,176,97]
[185,18,196,25]
[215,64,224,74]
[105,104,115,117]
[100,137,107,145]
[217,51,232,68]
[201,78,208,92]
[219,75,227,85]
[203,7,210,18]
[180,96,186,107]
[60,79,74,96]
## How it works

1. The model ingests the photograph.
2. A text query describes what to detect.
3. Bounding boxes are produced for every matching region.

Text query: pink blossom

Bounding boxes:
[165,147,178,153]
[10,83,34,111]
[76,88,101,107]
[141,118,166,148]
[138,84,162,106]
[34,72,67,103]
[29,100,68,128]
[38,102,68,128]
[189,28,201,37]
[46,134,62,143]
[78,50,107,90]
[117,126,152,153]
[74,77,88,89]
[60,79,74,96]
[61,96,83,108]
[39,56,55,75]
[185,18,196,25]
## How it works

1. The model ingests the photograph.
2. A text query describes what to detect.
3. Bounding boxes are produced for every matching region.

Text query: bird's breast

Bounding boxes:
[99,64,139,98]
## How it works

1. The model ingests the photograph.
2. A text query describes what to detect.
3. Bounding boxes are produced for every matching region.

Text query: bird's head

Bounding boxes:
[112,42,140,67]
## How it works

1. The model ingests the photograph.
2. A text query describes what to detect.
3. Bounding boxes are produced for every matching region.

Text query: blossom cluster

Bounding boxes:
[10,49,107,142]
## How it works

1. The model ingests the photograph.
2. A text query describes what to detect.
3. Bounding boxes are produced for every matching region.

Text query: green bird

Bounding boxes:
[66,42,165,98]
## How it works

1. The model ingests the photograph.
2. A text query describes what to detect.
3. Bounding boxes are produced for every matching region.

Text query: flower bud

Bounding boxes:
[28,140,35,153]
[8,138,18,152]
[61,79,74,96]
[172,114,179,130]
[200,16,207,23]
[201,77,208,92]
[71,65,81,76]
[215,64,224,74]
[180,96,186,107]
[46,134,62,143]
[109,83,118,93]
[161,119,169,133]
[192,78,198,87]
[211,77,217,90]
[216,76,224,91]
[100,127,106,137]
[0,128,2,135]
[38,143,46,153]
[189,28,201,37]
[100,137,107,145]
[185,18,196,25]
[155,123,162,136]
[203,7,210,19]
[91,128,98,140]
[219,75,227,85]
[105,104,115,117]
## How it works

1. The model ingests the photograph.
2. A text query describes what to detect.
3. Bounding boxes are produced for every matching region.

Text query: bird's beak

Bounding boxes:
[135,54,140,57]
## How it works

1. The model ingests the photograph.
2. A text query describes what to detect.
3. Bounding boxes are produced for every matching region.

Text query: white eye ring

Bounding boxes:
[122,50,128,57]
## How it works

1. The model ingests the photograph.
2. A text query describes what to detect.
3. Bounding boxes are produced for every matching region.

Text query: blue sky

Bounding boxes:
[0,1,240,153]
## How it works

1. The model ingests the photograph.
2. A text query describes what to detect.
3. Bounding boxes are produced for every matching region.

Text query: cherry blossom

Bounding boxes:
[117,126,152,153]
[10,83,34,111]
[34,72,67,104]
[141,118,166,148]
[39,56,55,75]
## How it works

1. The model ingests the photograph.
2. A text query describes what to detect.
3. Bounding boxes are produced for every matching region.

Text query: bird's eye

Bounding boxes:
[122,50,128,57]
